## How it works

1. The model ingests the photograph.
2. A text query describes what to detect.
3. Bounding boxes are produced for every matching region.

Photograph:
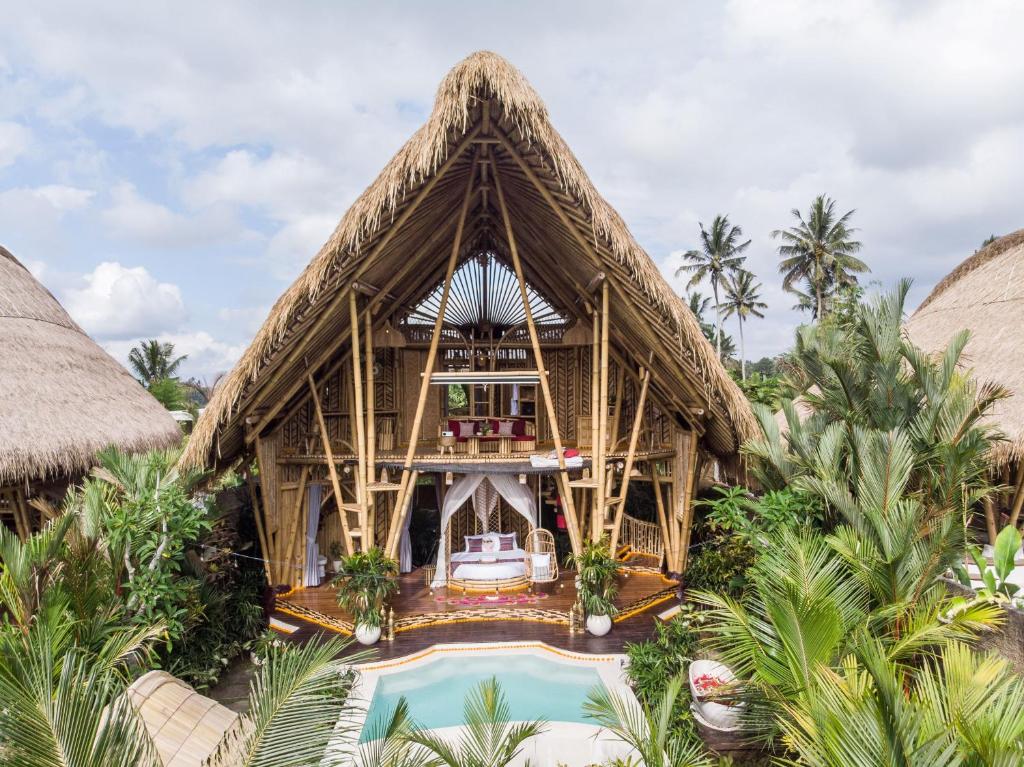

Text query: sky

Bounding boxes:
[2,1,1023,381]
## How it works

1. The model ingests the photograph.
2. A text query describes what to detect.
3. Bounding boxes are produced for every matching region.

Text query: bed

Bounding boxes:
[448,532,529,591]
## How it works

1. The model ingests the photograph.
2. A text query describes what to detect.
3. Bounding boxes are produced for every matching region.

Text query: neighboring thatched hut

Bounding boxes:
[182,51,755,584]
[905,229,1024,539]
[0,245,181,536]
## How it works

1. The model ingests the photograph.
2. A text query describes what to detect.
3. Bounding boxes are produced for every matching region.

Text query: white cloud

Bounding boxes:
[63,261,186,339]
[100,181,253,248]
[0,121,30,167]
[32,184,94,210]
[104,330,246,382]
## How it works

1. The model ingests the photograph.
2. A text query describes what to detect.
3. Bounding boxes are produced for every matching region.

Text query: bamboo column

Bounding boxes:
[308,373,355,556]
[244,467,273,584]
[677,429,700,572]
[594,282,610,542]
[385,161,477,558]
[281,466,309,586]
[651,465,673,571]
[493,161,583,556]
[364,307,376,547]
[608,365,650,553]
[349,292,368,542]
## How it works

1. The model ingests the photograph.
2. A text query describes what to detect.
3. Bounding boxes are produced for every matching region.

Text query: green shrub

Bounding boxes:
[684,535,756,598]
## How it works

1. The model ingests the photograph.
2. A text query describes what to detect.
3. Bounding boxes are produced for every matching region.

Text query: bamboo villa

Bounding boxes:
[0,245,181,538]
[906,229,1024,543]
[182,52,755,635]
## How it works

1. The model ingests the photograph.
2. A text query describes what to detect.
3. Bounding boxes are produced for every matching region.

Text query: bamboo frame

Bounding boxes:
[385,158,477,558]
[281,466,309,586]
[677,429,700,572]
[349,292,368,540]
[651,464,674,571]
[609,364,650,553]
[493,160,583,556]
[309,373,355,556]
[244,466,273,584]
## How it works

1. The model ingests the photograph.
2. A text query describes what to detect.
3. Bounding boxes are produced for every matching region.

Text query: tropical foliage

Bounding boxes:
[334,547,400,628]
[567,536,620,617]
[687,289,736,359]
[676,215,750,359]
[772,194,868,319]
[128,339,188,384]
[691,281,1018,761]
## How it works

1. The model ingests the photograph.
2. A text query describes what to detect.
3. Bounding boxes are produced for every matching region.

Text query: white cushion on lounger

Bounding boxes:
[452,561,527,581]
[451,548,526,563]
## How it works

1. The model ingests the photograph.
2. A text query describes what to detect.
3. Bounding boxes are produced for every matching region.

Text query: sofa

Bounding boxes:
[441,417,536,453]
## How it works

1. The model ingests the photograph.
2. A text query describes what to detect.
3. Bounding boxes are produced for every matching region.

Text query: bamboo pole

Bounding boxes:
[364,306,376,547]
[608,366,625,453]
[651,465,673,571]
[594,282,610,542]
[244,468,273,584]
[385,158,477,558]
[678,430,700,571]
[609,365,650,553]
[253,438,281,583]
[1007,461,1024,531]
[349,292,368,541]
[493,161,582,556]
[281,466,309,586]
[308,373,355,556]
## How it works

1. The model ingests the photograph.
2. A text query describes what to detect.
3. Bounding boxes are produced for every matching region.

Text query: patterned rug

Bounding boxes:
[435,592,551,607]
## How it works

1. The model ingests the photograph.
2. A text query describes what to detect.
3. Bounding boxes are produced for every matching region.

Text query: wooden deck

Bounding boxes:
[272,557,678,658]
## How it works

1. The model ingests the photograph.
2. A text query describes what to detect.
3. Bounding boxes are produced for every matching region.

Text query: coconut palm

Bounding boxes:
[583,672,711,767]
[772,195,867,319]
[404,677,547,767]
[128,339,187,385]
[676,215,750,359]
[721,270,767,380]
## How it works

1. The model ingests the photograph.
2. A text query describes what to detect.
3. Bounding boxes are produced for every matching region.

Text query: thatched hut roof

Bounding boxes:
[906,229,1024,466]
[0,246,181,487]
[181,51,756,470]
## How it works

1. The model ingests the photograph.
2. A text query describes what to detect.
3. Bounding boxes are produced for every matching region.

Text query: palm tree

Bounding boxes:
[772,195,867,319]
[685,290,712,323]
[721,270,767,380]
[584,672,711,766]
[676,215,750,359]
[404,677,547,767]
[128,340,187,385]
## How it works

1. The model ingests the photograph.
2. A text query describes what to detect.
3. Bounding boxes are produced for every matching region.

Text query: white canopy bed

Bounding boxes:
[431,473,546,591]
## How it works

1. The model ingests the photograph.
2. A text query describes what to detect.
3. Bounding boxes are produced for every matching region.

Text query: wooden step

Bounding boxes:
[367,481,401,492]
[603,496,624,506]
[338,502,362,512]
[567,479,599,489]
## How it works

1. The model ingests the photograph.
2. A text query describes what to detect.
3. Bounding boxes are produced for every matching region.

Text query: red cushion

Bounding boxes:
[511,418,526,436]
[465,535,484,553]
[499,533,516,551]
[511,434,535,442]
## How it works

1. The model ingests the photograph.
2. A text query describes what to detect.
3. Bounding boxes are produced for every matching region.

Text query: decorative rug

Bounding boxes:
[435,592,550,607]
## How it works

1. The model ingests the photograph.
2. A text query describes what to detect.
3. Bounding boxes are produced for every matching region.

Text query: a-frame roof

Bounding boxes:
[182,51,756,470]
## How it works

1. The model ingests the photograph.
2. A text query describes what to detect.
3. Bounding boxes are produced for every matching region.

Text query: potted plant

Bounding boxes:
[334,547,399,645]
[568,537,619,636]
[329,541,344,574]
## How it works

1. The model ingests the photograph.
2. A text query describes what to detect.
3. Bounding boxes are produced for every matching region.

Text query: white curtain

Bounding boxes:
[431,473,537,587]
[303,484,322,587]
[400,502,415,573]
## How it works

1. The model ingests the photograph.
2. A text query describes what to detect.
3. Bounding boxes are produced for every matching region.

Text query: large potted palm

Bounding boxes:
[334,547,399,645]
[568,537,619,636]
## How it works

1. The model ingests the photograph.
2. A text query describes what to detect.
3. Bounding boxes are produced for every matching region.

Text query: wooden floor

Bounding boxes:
[272,558,678,658]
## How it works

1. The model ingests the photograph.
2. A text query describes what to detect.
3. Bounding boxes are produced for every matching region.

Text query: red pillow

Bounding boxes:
[498,533,517,551]
[465,535,484,553]
[511,418,526,436]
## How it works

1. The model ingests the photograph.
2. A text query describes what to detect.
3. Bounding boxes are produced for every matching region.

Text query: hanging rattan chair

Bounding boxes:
[525,528,558,584]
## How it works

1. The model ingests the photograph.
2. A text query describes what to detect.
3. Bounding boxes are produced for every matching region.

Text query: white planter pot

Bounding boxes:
[355,623,381,645]
[332,560,343,573]
[586,614,612,636]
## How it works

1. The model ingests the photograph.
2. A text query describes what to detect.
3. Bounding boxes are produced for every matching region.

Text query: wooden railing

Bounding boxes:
[619,513,664,566]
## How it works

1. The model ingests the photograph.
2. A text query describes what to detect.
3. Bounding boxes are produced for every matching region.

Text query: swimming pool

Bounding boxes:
[343,642,637,766]
[360,652,605,740]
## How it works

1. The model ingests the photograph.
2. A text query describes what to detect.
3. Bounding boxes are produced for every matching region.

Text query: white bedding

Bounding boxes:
[452,560,527,581]
[450,547,527,564]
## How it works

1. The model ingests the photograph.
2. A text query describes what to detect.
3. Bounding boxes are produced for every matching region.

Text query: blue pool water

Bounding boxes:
[359,653,607,741]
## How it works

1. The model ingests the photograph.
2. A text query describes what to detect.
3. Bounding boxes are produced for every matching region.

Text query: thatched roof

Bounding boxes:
[127,670,238,766]
[0,246,181,486]
[906,229,1024,465]
[181,51,756,470]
